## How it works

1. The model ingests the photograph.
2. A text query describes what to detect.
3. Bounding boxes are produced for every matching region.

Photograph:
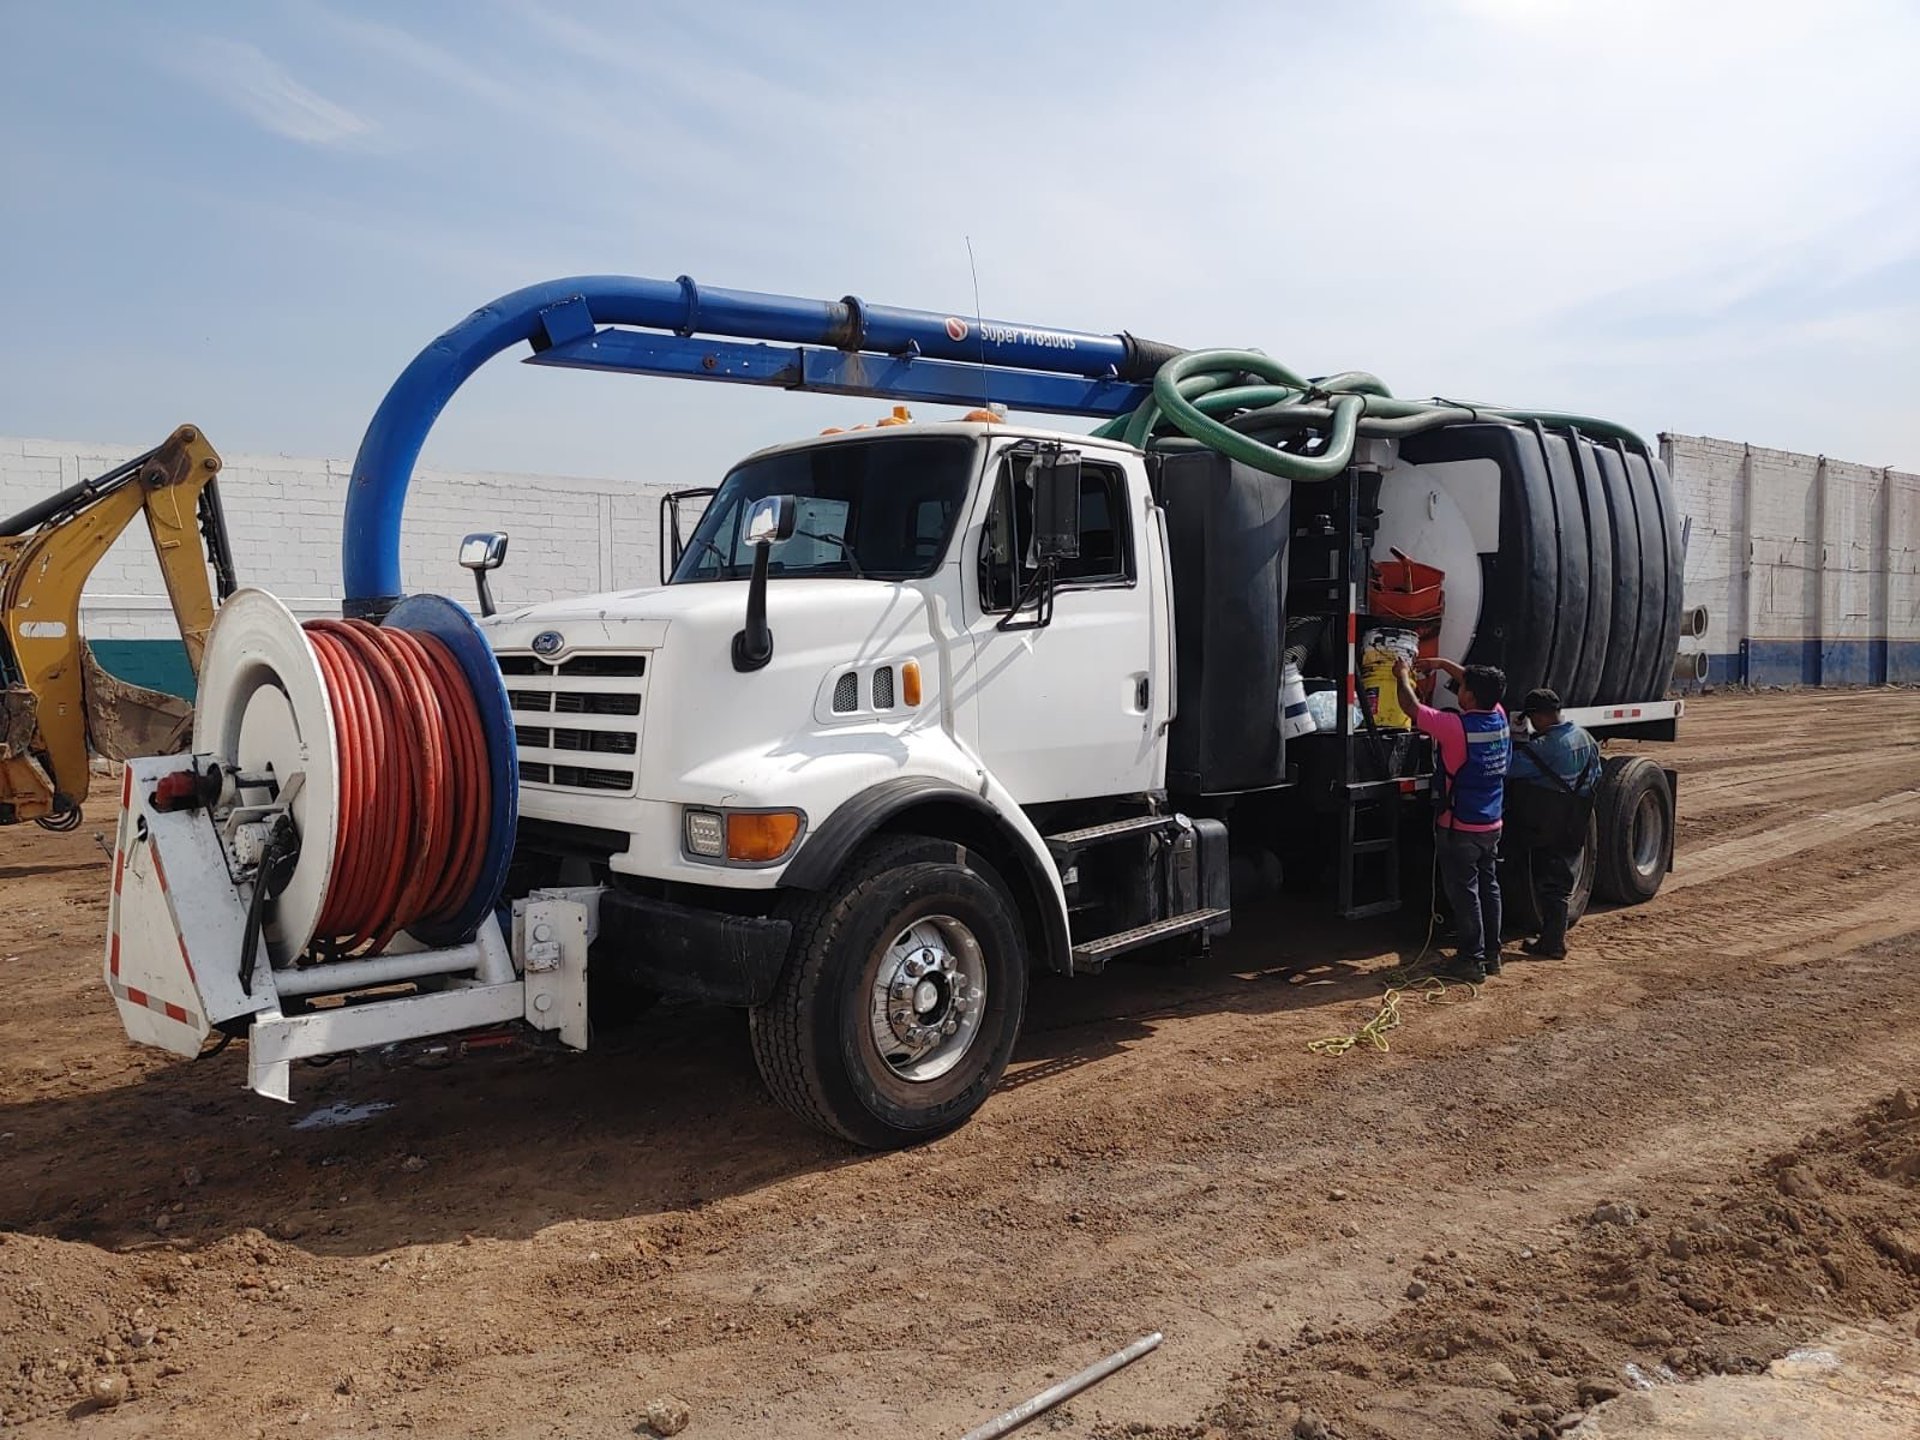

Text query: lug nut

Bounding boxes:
[943,1017,960,1035]
[904,958,925,979]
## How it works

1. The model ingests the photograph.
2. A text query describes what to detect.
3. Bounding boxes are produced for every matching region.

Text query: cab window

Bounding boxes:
[978,454,1132,611]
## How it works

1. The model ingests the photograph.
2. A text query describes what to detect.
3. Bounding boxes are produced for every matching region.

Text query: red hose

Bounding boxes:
[303,619,491,955]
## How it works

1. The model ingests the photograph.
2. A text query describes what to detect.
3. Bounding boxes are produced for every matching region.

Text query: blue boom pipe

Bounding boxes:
[343,274,1182,610]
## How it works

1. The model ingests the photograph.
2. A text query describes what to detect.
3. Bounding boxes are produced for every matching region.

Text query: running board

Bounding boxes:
[1071,907,1229,970]
[1046,814,1179,859]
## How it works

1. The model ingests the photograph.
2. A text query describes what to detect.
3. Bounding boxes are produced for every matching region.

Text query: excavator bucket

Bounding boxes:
[83,643,192,760]
[1,684,57,821]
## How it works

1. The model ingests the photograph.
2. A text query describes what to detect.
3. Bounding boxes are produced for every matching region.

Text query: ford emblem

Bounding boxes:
[530,630,564,657]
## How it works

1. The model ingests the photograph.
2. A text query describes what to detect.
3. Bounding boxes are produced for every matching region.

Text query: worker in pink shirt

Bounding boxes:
[1394,655,1511,983]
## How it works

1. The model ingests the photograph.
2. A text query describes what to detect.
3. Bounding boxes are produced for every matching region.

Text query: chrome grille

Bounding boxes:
[496,648,646,796]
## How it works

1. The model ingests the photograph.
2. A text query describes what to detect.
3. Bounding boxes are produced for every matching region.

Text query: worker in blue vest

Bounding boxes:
[1394,655,1511,983]
[1507,687,1600,959]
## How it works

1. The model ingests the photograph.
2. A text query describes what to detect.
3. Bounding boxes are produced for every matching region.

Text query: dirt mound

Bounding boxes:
[0,1232,178,1424]
[1121,1092,1920,1440]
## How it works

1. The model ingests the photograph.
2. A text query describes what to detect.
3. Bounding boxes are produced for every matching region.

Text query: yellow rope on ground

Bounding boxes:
[1306,972,1475,1056]
[1307,831,1478,1057]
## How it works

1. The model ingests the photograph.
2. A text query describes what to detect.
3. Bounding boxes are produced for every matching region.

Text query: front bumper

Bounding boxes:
[595,888,793,1006]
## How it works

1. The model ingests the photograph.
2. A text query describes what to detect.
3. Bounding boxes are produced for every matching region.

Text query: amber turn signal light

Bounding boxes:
[901,659,922,707]
[726,810,805,863]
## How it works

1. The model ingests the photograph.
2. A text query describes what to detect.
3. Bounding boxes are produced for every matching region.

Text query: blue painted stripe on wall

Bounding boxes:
[1697,638,1920,688]
[89,639,195,700]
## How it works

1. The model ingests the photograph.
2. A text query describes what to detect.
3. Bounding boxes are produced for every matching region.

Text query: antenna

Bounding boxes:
[965,235,993,412]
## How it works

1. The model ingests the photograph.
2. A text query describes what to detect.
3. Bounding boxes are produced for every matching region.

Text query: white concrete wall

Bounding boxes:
[11,430,1915,691]
[1661,433,1919,685]
[0,434,680,638]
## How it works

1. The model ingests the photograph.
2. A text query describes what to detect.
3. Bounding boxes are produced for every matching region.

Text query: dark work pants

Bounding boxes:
[1531,845,1581,954]
[1436,827,1502,964]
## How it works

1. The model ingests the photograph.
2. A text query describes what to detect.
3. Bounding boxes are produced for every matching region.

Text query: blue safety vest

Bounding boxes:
[1444,708,1511,826]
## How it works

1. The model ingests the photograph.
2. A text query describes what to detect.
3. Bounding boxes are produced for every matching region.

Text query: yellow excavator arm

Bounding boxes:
[0,425,235,827]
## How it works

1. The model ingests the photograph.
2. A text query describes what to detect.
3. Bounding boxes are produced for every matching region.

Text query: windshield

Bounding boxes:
[669,435,976,583]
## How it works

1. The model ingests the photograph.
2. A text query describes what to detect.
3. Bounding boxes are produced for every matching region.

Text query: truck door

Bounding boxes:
[958,445,1167,804]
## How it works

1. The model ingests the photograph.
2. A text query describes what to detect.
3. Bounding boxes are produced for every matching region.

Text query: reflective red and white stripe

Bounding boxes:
[108,976,201,1029]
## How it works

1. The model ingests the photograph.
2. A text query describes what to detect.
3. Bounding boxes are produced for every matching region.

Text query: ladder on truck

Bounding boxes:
[1286,461,1423,920]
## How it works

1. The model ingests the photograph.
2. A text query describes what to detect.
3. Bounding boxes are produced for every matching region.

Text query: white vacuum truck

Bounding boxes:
[104,276,1686,1148]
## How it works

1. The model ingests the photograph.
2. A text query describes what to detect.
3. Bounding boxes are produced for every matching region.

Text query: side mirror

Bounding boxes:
[744,495,797,547]
[732,495,797,673]
[1032,451,1082,562]
[458,531,508,617]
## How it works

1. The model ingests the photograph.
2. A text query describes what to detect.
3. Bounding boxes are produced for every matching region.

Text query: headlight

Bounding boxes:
[684,809,725,858]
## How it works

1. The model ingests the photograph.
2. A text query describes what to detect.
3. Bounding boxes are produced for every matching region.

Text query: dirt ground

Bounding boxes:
[4,689,1919,1439]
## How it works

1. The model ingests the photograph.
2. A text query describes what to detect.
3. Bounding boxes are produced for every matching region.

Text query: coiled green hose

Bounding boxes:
[1093,348,1651,481]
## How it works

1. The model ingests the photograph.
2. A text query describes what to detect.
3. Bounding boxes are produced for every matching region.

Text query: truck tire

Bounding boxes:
[1593,756,1672,904]
[750,834,1028,1149]
[1566,811,1599,926]
[1566,437,1614,707]
[1593,445,1646,705]
[1496,812,1595,936]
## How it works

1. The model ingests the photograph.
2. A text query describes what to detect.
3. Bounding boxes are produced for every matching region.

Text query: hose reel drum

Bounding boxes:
[190,588,518,969]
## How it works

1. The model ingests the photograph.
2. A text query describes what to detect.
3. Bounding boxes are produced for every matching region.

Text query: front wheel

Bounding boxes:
[750,835,1028,1149]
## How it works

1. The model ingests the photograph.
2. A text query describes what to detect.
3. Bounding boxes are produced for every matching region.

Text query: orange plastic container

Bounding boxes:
[1369,547,1445,627]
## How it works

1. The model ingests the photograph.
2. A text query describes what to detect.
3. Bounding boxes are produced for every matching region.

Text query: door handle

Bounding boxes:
[1134,675,1150,711]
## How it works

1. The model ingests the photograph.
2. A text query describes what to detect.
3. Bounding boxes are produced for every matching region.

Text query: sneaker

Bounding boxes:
[1522,939,1567,960]
[1442,954,1487,984]
[1483,952,1504,975]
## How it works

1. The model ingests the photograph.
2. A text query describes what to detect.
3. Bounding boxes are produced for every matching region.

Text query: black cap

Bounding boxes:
[1521,687,1561,715]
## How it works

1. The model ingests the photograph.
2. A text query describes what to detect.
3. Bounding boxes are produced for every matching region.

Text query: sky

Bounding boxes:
[2,0,1917,484]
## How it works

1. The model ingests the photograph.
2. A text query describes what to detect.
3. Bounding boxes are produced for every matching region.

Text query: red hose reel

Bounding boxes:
[304,619,491,955]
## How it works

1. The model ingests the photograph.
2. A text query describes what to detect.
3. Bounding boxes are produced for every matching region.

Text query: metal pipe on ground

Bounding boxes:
[1679,604,1710,639]
[956,1333,1163,1440]
[1673,650,1710,685]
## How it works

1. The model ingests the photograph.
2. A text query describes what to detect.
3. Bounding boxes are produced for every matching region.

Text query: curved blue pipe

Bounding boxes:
[343,274,1165,608]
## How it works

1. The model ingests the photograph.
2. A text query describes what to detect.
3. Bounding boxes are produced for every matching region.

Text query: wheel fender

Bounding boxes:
[779,776,1071,975]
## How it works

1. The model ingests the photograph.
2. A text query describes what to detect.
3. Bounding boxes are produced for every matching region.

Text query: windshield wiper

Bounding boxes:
[795,528,864,577]
[687,534,732,573]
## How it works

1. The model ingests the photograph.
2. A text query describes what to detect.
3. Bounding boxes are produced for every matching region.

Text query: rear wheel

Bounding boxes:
[749,834,1028,1149]
[1566,811,1599,926]
[1499,813,1595,936]
[1593,755,1673,904]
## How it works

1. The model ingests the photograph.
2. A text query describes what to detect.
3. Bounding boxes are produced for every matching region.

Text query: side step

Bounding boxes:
[1337,788,1403,921]
[1045,814,1179,859]
[1071,907,1229,970]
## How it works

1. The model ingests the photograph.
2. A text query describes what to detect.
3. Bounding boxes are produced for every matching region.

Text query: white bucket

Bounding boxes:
[1280,662,1317,740]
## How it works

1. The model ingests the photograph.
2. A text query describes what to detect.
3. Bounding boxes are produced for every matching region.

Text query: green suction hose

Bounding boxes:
[1096,347,1652,480]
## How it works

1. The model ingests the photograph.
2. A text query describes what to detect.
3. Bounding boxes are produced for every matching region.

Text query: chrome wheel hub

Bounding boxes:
[1631,790,1663,875]
[869,915,988,1083]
